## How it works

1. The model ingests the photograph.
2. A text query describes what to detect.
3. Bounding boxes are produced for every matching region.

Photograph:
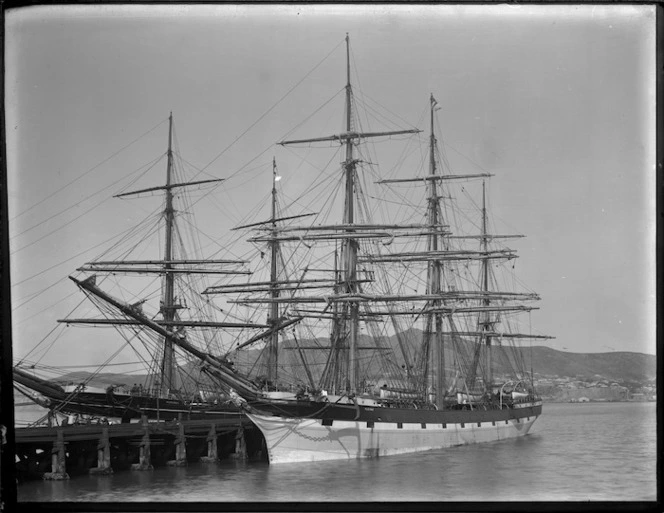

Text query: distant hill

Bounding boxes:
[46,329,655,388]
[40,371,142,388]
[528,346,656,382]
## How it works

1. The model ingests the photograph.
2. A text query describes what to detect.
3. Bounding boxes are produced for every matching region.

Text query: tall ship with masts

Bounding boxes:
[13,113,256,423]
[60,34,551,461]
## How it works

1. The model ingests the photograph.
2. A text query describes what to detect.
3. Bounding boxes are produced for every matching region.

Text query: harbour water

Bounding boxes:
[16,401,656,503]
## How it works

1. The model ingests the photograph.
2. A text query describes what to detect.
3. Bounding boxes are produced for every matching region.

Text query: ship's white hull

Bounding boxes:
[247,412,539,464]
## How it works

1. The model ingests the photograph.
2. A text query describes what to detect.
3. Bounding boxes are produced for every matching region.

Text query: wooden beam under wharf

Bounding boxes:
[14,416,261,481]
[15,416,253,444]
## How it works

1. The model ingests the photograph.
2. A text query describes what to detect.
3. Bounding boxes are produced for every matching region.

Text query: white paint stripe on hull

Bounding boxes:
[247,413,539,464]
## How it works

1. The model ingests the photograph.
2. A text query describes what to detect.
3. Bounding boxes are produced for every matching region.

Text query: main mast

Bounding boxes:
[424,95,445,409]
[267,157,280,385]
[278,34,421,394]
[342,33,360,393]
[160,112,176,397]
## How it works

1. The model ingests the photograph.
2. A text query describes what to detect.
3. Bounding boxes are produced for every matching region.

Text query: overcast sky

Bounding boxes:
[5,4,656,372]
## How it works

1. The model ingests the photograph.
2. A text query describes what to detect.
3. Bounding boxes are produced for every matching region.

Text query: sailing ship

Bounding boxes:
[62,34,552,461]
[13,114,253,423]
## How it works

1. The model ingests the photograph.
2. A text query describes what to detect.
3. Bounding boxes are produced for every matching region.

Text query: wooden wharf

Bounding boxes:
[14,414,262,482]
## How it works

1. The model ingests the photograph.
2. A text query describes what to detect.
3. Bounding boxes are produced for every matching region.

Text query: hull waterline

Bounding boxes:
[247,402,541,464]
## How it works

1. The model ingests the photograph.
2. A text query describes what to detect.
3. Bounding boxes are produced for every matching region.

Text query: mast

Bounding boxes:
[481,180,493,394]
[160,112,176,397]
[267,157,280,385]
[342,33,360,393]
[425,94,445,409]
[69,276,263,401]
[332,246,341,393]
[278,34,421,394]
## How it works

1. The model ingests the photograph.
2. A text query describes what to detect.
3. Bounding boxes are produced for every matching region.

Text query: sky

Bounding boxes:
[4,4,656,373]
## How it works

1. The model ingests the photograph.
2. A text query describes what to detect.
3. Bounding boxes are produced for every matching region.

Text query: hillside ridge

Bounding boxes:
[42,330,655,387]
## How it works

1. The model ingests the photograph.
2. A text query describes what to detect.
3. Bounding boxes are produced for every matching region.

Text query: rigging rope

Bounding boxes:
[11,118,168,222]
[200,39,345,175]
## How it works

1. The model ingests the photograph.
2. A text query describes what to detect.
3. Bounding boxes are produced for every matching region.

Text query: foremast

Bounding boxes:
[60,113,252,399]
[202,158,310,389]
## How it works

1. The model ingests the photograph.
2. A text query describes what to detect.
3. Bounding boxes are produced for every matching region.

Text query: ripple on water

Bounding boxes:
[16,402,656,502]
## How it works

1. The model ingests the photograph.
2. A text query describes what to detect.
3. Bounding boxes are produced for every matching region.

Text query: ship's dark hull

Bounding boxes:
[14,368,240,422]
[246,397,541,424]
[51,391,241,422]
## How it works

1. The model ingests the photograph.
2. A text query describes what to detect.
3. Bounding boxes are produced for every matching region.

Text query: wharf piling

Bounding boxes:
[15,414,258,482]
[42,429,68,480]
[131,416,153,471]
[89,427,112,475]
[231,426,247,460]
[166,415,186,467]
[200,424,219,463]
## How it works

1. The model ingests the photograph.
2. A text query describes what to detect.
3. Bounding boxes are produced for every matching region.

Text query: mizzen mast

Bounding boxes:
[480,181,493,393]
